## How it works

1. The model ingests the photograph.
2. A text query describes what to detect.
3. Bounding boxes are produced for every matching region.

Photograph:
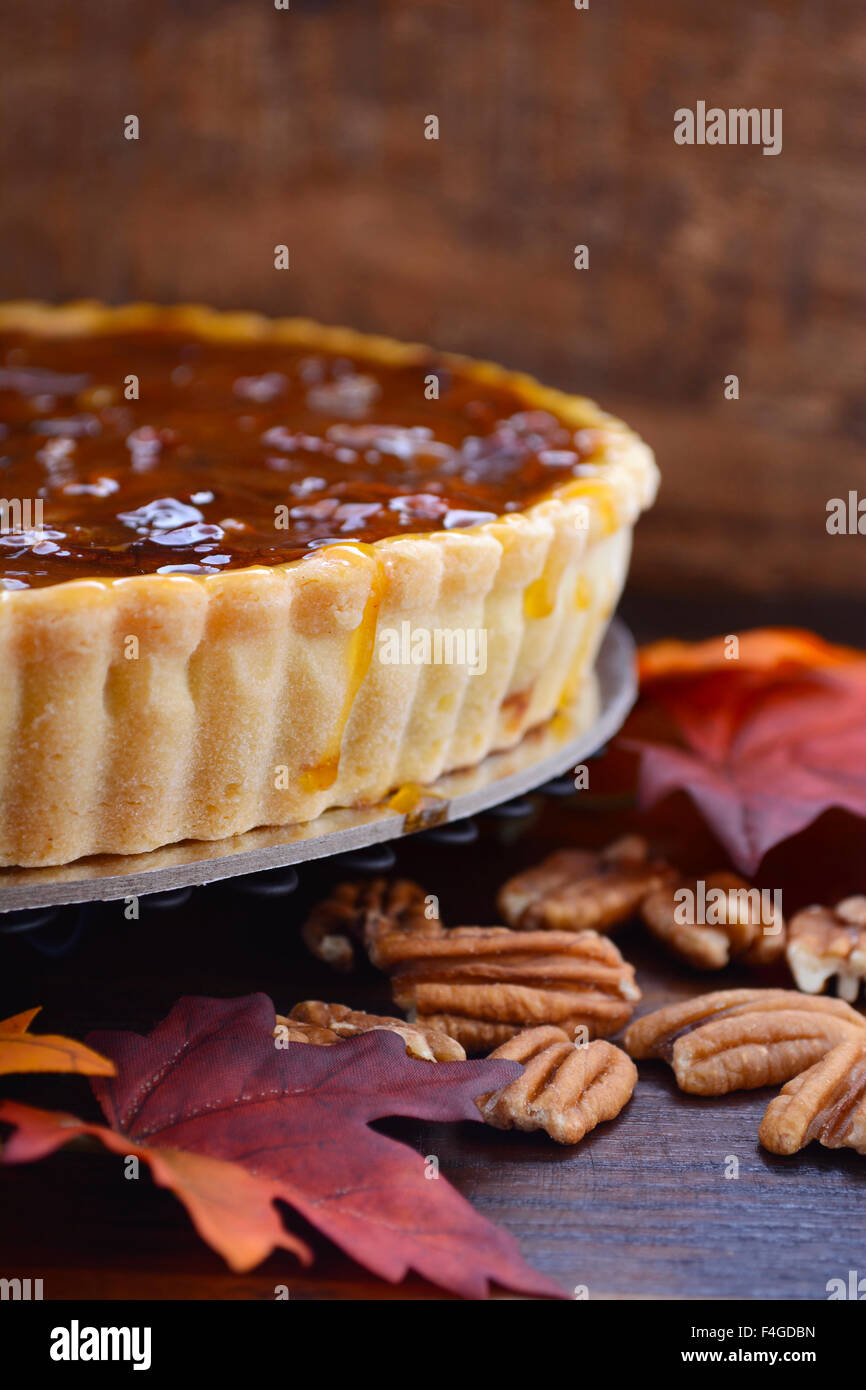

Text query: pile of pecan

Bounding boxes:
[295,863,645,1143]
[626,988,866,1156]
[291,838,866,1153]
[499,836,787,971]
[302,873,640,1053]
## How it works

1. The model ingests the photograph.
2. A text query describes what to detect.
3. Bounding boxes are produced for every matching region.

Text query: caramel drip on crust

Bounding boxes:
[298,548,385,794]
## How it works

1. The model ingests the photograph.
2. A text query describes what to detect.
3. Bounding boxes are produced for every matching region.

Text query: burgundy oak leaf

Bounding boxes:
[0,993,562,1299]
[624,630,866,875]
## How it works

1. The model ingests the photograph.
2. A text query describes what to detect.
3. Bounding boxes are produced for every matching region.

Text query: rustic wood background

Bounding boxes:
[1,0,864,601]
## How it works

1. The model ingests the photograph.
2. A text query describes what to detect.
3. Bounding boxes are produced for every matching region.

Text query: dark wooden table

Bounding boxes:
[1,594,864,1301]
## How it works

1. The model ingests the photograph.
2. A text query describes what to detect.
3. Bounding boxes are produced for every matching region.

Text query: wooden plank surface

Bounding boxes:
[2,663,864,1301]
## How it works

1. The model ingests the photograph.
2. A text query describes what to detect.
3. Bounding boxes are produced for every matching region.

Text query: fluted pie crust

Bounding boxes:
[0,303,658,866]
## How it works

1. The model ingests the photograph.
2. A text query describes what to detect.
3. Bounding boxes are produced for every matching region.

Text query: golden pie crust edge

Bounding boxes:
[0,302,659,866]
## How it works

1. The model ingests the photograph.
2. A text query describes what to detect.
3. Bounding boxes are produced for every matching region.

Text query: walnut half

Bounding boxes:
[787,898,866,1003]
[276,1000,466,1061]
[476,1025,637,1145]
[301,877,436,971]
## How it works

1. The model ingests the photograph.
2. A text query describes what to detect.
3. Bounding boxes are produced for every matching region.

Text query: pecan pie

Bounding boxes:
[0,303,657,866]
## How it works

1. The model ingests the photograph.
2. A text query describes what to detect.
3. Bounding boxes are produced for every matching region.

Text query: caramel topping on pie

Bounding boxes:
[0,327,603,589]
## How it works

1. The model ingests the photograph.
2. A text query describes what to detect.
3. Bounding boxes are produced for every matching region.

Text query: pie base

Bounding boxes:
[0,303,658,867]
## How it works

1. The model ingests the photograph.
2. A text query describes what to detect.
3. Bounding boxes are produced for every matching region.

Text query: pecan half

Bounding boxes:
[276,1000,466,1061]
[624,988,866,1095]
[758,1039,866,1156]
[302,877,436,971]
[476,1025,637,1144]
[497,835,675,934]
[787,898,866,1003]
[369,915,641,1053]
[641,872,785,971]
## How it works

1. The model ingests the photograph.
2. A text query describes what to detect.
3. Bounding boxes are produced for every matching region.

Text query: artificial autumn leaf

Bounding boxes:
[0,1007,115,1078]
[637,628,863,682]
[0,993,561,1299]
[0,1098,309,1275]
[623,628,866,875]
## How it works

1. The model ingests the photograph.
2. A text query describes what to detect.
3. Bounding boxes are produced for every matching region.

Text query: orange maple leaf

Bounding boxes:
[0,1008,115,1078]
[638,627,864,682]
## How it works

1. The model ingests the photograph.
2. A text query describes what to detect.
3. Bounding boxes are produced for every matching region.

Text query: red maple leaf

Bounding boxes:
[0,993,561,1299]
[622,629,866,875]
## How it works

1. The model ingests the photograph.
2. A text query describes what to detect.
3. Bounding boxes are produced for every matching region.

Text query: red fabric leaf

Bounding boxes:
[0,1099,309,1274]
[0,993,561,1299]
[624,630,866,874]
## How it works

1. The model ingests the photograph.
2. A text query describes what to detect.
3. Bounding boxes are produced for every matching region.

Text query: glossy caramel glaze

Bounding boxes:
[0,327,603,588]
